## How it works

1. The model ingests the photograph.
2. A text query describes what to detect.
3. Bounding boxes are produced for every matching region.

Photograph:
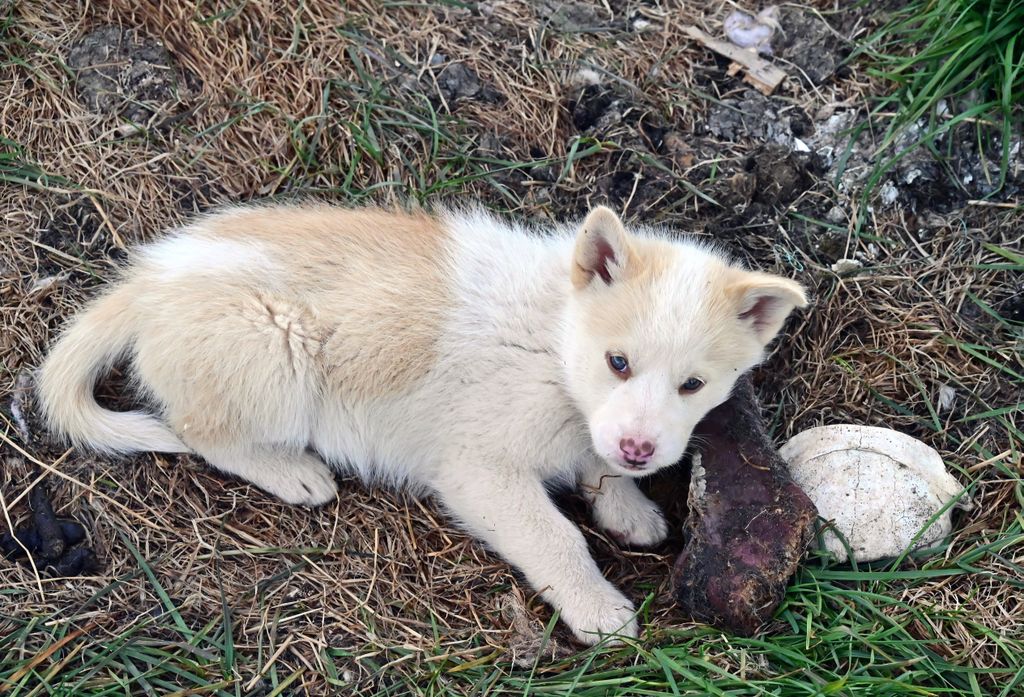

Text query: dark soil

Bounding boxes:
[66,26,188,125]
[772,7,848,85]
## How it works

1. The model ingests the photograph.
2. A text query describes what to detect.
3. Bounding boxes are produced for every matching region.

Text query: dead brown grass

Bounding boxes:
[1,0,1022,695]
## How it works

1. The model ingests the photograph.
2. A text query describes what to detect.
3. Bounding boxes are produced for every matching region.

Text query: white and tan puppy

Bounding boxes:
[37,204,807,644]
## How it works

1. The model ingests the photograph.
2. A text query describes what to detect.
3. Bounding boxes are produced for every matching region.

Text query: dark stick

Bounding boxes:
[47,546,100,576]
[1,519,87,559]
[4,373,100,576]
[29,481,66,561]
[672,375,817,636]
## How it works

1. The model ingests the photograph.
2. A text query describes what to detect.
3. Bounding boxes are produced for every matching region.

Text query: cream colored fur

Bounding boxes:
[36,203,807,645]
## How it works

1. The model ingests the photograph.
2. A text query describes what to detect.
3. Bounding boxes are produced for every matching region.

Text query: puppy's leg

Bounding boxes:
[438,470,637,645]
[581,463,668,547]
[133,291,337,505]
[198,445,337,507]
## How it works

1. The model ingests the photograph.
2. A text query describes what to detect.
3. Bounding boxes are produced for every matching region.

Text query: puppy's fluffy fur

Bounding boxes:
[37,204,807,644]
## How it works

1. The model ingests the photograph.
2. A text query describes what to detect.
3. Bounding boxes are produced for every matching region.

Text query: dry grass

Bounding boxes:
[1,1,1022,695]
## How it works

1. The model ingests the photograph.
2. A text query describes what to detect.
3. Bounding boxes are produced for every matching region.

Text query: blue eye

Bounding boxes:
[680,377,705,394]
[606,353,630,377]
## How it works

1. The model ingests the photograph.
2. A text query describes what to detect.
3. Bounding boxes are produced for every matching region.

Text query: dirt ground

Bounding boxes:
[1,1,1022,694]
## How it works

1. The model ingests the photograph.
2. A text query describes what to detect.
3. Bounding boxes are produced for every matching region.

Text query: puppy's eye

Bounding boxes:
[606,352,630,378]
[679,377,705,394]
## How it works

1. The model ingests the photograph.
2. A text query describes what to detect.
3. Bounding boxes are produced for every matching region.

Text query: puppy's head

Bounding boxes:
[564,206,808,477]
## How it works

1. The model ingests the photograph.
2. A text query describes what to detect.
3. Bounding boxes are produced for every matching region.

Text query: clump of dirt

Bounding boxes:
[772,8,848,85]
[434,61,504,106]
[558,79,687,216]
[693,146,822,256]
[696,6,1021,217]
[569,84,618,132]
[66,26,186,124]
[566,81,665,149]
[39,197,100,253]
[997,287,1024,324]
[702,87,1011,218]
[748,145,821,207]
[705,89,812,146]
[535,0,624,33]
[399,56,504,110]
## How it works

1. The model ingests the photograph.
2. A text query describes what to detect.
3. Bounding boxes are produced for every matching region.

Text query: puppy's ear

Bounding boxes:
[729,272,808,344]
[571,206,634,289]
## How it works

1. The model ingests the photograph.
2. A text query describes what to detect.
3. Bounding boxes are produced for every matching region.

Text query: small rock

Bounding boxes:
[830,258,862,276]
[435,63,504,106]
[919,211,947,229]
[662,131,695,168]
[825,205,846,224]
[569,68,603,87]
[937,385,957,412]
[879,180,899,205]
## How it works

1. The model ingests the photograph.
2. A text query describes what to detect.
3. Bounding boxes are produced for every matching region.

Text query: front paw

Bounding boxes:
[593,492,669,547]
[264,456,338,507]
[558,585,638,646]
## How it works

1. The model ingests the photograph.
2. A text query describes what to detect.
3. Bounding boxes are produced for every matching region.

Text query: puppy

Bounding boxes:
[37,204,807,644]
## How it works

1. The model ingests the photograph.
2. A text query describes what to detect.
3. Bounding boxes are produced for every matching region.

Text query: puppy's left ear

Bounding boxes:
[571,206,634,289]
[729,272,809,344]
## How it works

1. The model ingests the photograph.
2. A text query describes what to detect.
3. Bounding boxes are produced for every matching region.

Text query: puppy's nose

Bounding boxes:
[620,437,655,462]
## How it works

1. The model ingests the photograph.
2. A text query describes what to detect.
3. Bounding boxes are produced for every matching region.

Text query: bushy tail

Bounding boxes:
[36,285,189,454]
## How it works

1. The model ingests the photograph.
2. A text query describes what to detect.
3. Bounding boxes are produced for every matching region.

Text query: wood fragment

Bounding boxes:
[683,26,787,95]
[672,375,817,635]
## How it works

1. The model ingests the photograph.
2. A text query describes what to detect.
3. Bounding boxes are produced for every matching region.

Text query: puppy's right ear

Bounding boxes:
[571,206,633,289]
[728,271,809,345]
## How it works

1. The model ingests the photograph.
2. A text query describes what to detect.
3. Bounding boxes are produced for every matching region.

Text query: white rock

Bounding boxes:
[937,384,957,412]
[779,425,970,563]
[570,68,603,87]
[830,258,862,276]
[880,180,899,205]
[825,205,846,224]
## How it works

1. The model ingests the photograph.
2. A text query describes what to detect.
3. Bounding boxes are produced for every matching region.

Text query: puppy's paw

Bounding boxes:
[264,457,338,507]
[559,585,638,646]
[592,490,669,548]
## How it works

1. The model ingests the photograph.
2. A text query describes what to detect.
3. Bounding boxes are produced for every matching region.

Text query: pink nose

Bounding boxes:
[620,437,655,463]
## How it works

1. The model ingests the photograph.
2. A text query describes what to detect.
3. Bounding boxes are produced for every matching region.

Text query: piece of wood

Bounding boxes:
[672,375,817,636]
[683,25,787,95]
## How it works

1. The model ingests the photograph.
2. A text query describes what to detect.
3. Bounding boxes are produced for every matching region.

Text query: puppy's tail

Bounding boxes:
[36,284,189,454]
